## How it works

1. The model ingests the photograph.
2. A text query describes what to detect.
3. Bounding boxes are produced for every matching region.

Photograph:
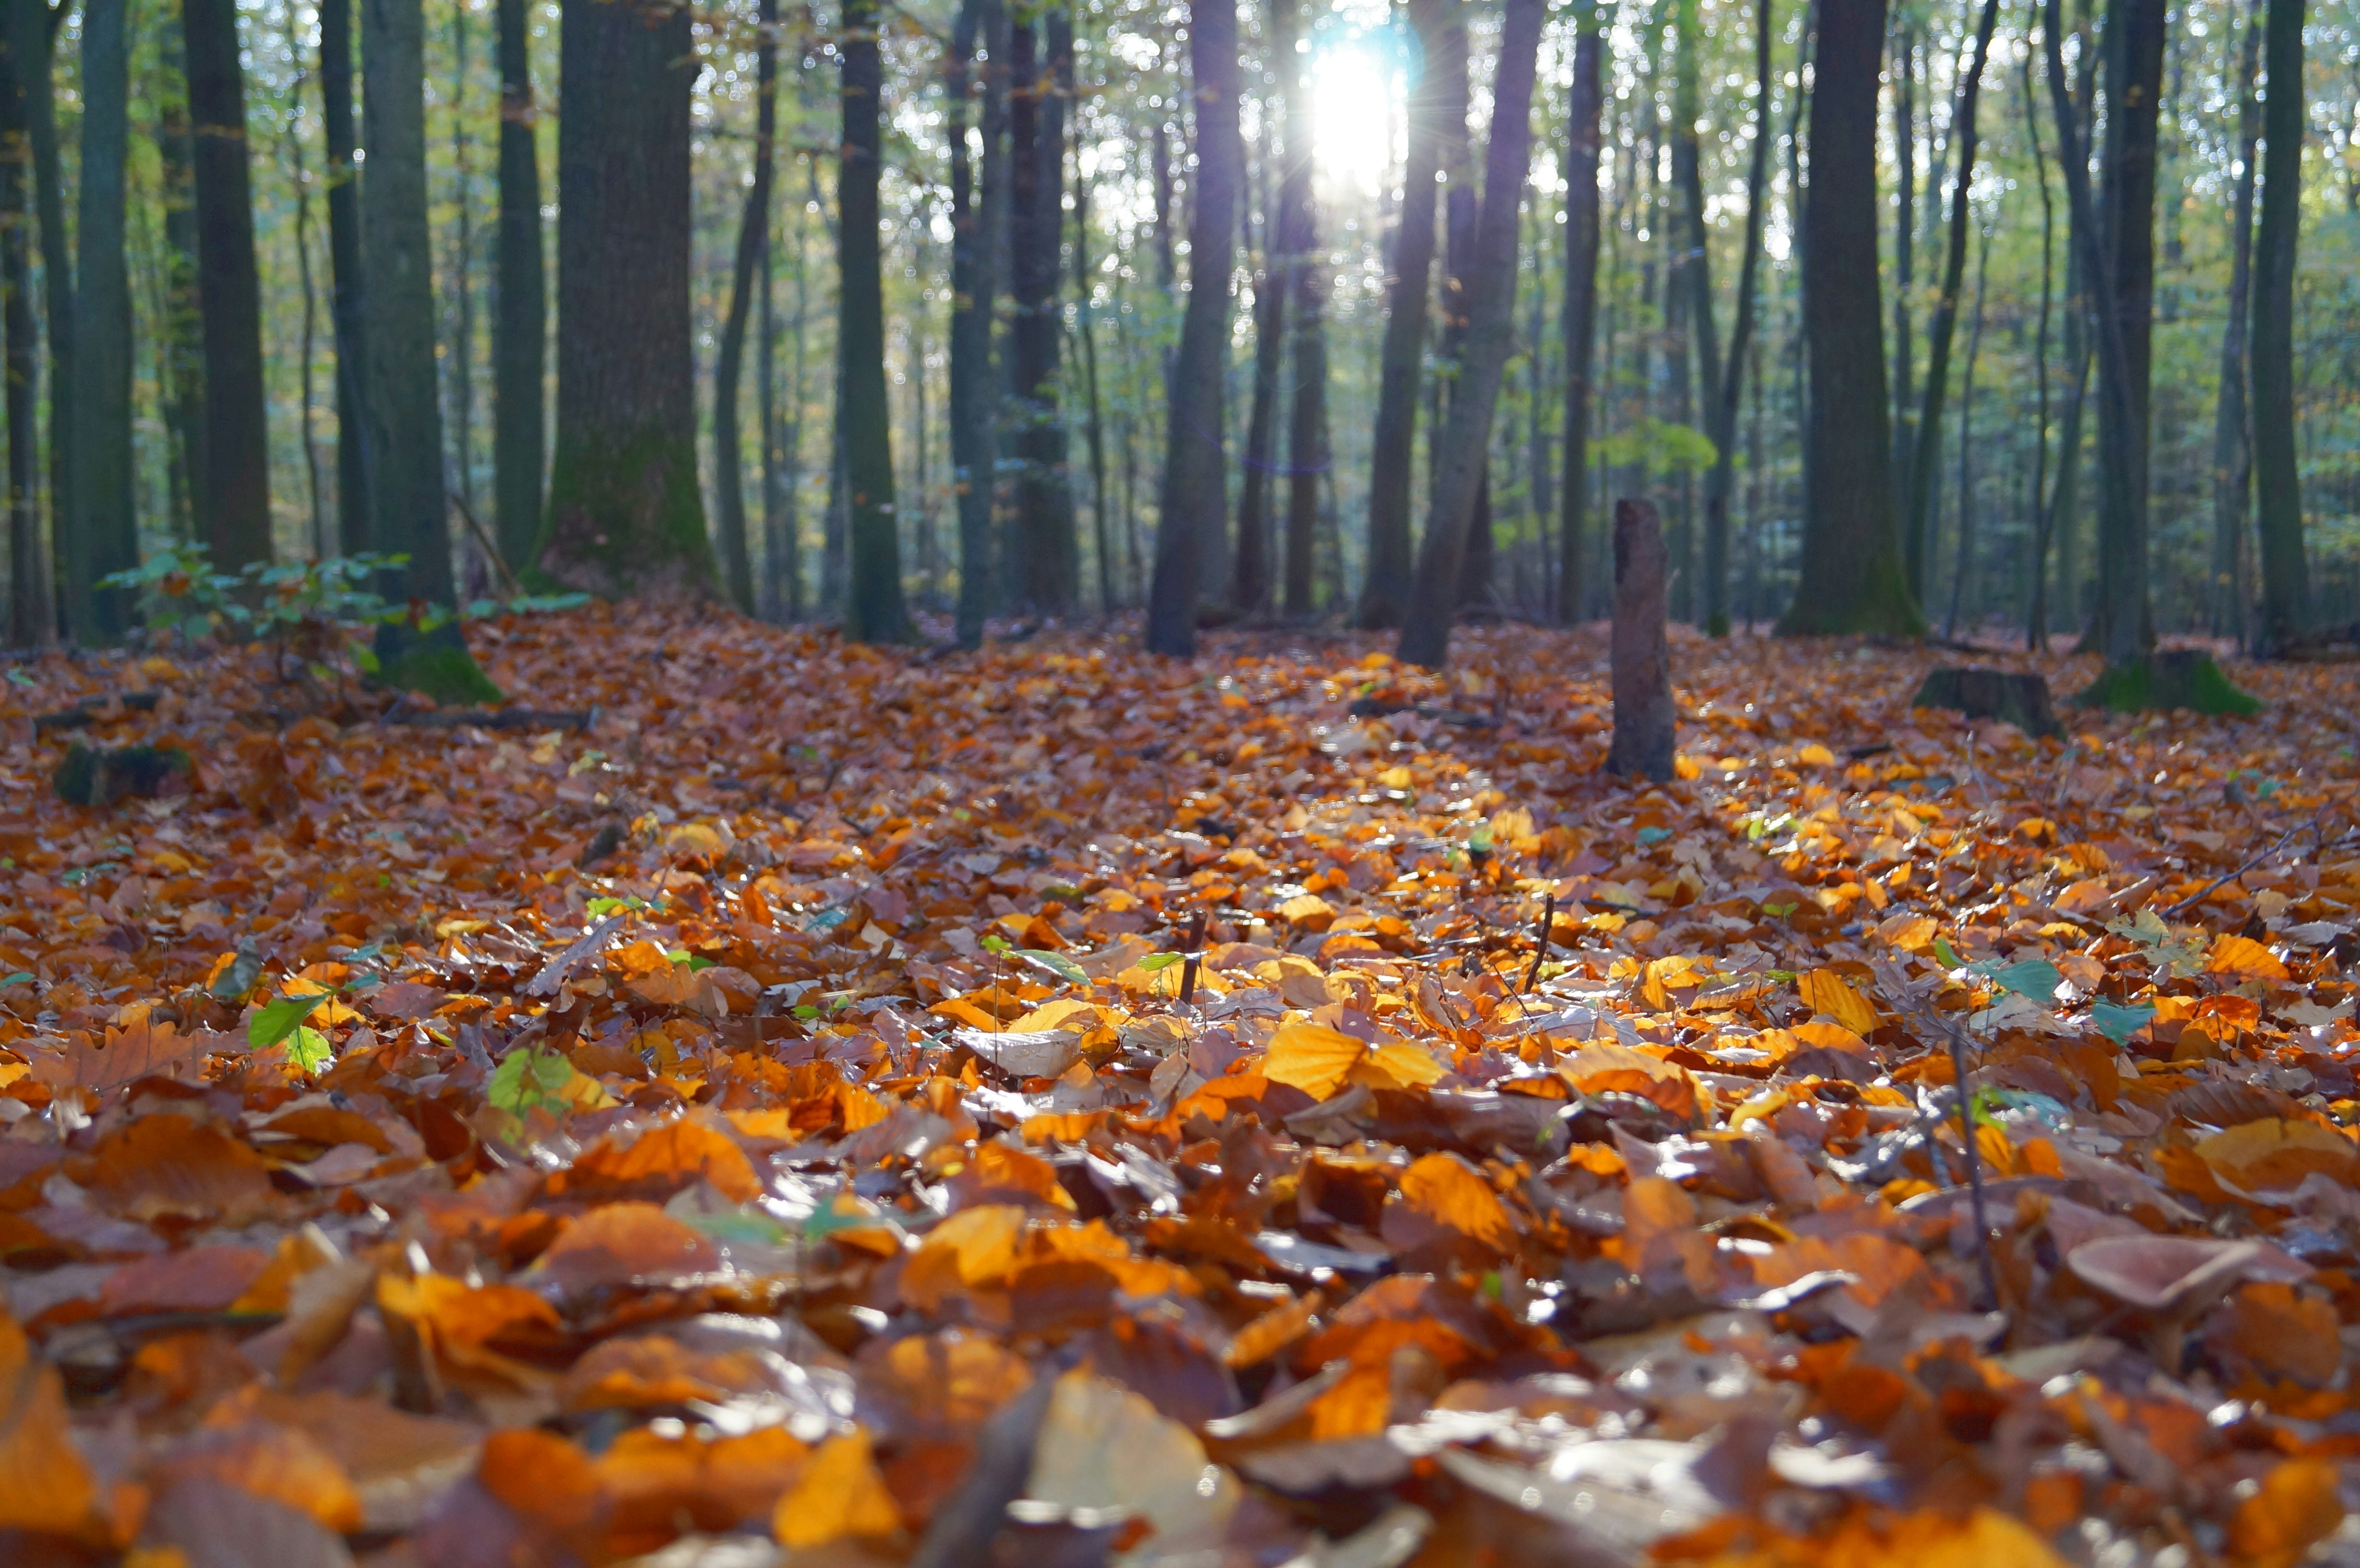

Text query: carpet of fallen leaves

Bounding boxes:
[0,606,2358,1568]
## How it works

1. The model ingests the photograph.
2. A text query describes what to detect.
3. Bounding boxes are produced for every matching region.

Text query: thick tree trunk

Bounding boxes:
[948,0,1004,646]
[0,32,47,645]
[362,0,454,604]
[2088,0,2163,665]
[1606,499,1674,782]
[71,0,135,642]
[1353,0,1446,629]
[322,0,369,555]
[2209,6,2261,643]
[1780,0,1920,636]
[1671,0,1718,625]
[1232,152,1286,617]
[1557,17,1601,625]
[185,0,272,571]
[493,0,543,575]
[542,0,713,600]
[2250,0,2309,651]
[1900,0,2002,611]
[1393,0,1545,670]
[1276,0,1324,620]
[838,0,910,642]
[1008,7,1076,614]
[711,0,778,615]
[1697,0,1771,635]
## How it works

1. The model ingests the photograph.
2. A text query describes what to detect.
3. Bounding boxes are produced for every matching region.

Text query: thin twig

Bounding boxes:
[1521,893,1555,992]
[2161,821,2330,919]
[448,491,525,600]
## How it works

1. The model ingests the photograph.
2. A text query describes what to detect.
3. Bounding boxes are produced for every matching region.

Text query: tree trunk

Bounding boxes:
[542,0,713,600]
[1671,0,1717,624]
[1071,87,1114,615]
[1005,6,1075,614]
[1696,0,1772,635]
[838,0,910,642]
[949,0,1004,646]
[2086,0,2162,666]
[711,0,778,615]
[493,0,543,574]
[0,30,48,645]
[1277,0,1325,620]
[1557,14,1601,625]
[1232,141,1286,617]
[1353,0,1446,629]
[185,0,272,572]
[9,0,69,606]
[447,3,476,541]
[362,0,453,604]
[1430,3,1492,614]
[283,5,328,557]
[2022,44,2059,650]
[1780,0,1920,637]
[1900,0,2002,611]
[70,0,135,641]
[1891,30,1914,519]
[2209,4,2261,644]
[1943,227,1991,636]
[776,211,809,621]
[1143,0,1241,656]
[1393,0,1545,671]
[1606,498,1674,781]
[322,0,370,555]
[2250,0,2309,651]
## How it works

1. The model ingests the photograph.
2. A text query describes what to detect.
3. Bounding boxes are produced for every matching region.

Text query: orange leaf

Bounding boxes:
[773,1428,900,1547]
[1394,1152,1517,1253]
[2207,932,2289,981]
[0,1308,98,1536]
[2228,1458,2345,1568]
[1261,1020,1366,1101]
[2197,1118,2359,1194]
[1798,968,1879,1035]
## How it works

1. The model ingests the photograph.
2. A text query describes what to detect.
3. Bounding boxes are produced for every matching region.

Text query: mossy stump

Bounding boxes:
[1910,667,2063,738]
[371,620,505,707]
[54,744,195,807]
[2071,649,2261,716]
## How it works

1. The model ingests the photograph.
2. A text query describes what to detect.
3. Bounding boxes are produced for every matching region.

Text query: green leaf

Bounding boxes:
[1988,959,2065,1001]
[791,1004,821,1019]
[248,992,328,1051]
[1932,936,1964,969]
[585,896,627,917]
[285,1025,334,1075]
[980,933,1010,954]
[1017,948,1091,986]
[489,1045,576,1115]
[0,972,30,989]
[2087,1000,2157,1044]
[1137,952,1185,972]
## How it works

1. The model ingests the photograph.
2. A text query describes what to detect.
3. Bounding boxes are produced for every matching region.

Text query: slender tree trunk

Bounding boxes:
[1781,0,1920,636]
[1143,0,1242,656]
[1151,118,1176,292]
[283,1,328,556]
[949,0,1004,646]
[153,12,205,545]
[1943,226,1990,637]
[362,0,453,603]
[2088,0,2163,665]
[2209,4,2261,643]
[1277,0,1325,619]
[1354,0,1445,628]
[1892,30,1914,514]
[780,207,809,620]
[2250,0,2309,651]
[493,0,542,573]
[10,0,69,613]
[838,0,910,641]
[1394,0,1545,670]
[71,0,135,640]
[543,0,713,599]
[448,1,477,542]
[1232,138,1286,616]
[0,30,48,645]
[2023,46,2058,649]
[1430,2,1492,613]
[758,220,779,618]
[1697,0,1772,634]
[1006,6,1076,613]
[1557,12,1601,625]
[1901,0,2002,608]
[1070,66,1115,614]
[323,0,370,555]
[711,0,778,614]
[185,0,272,571]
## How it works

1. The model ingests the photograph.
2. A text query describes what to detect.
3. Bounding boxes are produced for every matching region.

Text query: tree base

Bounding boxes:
[2070,650,2261,716]
[53,744,195,808]
[1909,667,2062,737]
[371,621,505,708]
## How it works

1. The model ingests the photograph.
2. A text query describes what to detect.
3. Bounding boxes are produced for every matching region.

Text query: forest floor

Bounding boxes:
[0,608,2357,1567]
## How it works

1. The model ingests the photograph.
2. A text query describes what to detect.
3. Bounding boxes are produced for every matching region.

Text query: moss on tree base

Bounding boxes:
[371,620,505,707]
[534,427,716,602]
[2070,649,2261,716]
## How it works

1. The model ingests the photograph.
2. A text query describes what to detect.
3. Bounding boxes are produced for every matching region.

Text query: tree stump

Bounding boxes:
[53,744,195,808]
[2071,649,2262,716]
[1909,667,2063,738]
[1606,499,1675,782]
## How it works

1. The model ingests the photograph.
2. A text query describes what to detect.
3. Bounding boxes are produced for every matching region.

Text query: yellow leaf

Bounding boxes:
[2196,1117,2359,1193]
[1262,1020,1367,1101]
[773,1428,900,1548]
[0,1308,97,1536]
[1396,1152,1517,1252]
[1278,893,1337,930]
[900,1204,1026,1311]
[1796,742,1837,767]
[1798,968,1879,1035]
[2207,932,2289,982]
[2228,1458,2345,1568]
[1360,1039,1447,1090]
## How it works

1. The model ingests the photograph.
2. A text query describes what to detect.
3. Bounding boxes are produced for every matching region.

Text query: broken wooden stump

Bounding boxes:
[52,743,195,808]
[1606,499,1675,783]
[1910,667,2063,738]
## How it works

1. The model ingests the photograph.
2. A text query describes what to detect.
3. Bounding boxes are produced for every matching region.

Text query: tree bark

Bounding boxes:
[1696,0,1772,634]
[185,0,273,572]
[493,0,543,574]
[1277,0,1325,620]
[322,0,370,556]
[8,0,69,606]
[2021,44,2059,650]
[1393,0,1545,670]
[2087,0,2163,666]
[1891,30,1914,518]
[1779,0,1920,636]
[1143,0,1241,657]
[71,0,135,641]
[362,0,454,604]
[838,0,910,642]
[2209,4,2261,643]
[1557,13,1601,624]
[1070,55,1115,615]
[542,0,713,600]
[1007,6,1076,614]
[283,4,328,556]
[1899,0,2002,612]
[949,0,1004,646]
[1942,226,1991,636]
[0,28,48,644]
[711,0,778,615]
[2250,0,2309,651]
[1353,0,1446,629]
[1606,498,1674,782]
[1232,138,1286,617]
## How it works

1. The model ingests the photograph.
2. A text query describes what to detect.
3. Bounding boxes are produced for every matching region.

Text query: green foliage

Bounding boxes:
[489,1044,578,1121]
[101,545,245,642]
[2071,652,2262,716]
[248,991,329,1052]
[1594,417,1719,477]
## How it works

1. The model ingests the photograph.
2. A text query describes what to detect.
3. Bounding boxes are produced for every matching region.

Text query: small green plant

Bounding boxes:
[102,545,246,643]
[246,552,410,685]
